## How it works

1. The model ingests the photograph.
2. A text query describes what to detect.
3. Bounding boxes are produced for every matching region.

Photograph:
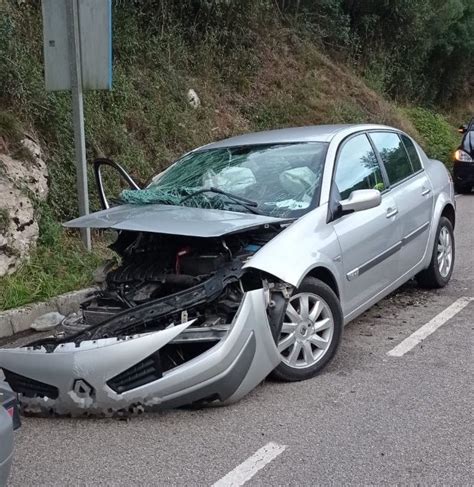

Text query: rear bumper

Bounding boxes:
[0,289,280,416]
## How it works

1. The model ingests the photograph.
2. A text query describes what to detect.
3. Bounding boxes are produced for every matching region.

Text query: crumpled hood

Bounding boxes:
[64,204,287,237]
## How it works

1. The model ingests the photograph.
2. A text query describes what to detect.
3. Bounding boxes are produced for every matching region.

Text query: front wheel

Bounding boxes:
[271,277,343,382]
[417,216,455,288]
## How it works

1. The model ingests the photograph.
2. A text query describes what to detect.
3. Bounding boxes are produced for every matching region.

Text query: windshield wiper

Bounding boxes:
[180,187,263,214]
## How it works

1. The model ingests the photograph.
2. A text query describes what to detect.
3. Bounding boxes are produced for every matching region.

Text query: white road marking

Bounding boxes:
[387,296,474,357]
[212,442,287,487]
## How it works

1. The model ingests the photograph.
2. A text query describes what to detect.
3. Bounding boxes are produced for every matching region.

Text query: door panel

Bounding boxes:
[369,132,433,274]
[331,133,401,317]
[334,195,401,316]
[392,172,433,273]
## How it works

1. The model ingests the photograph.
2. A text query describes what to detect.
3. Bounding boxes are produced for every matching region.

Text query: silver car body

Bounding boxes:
[63,204,288,237]
[0,395,14,486]
[0,124,455,416]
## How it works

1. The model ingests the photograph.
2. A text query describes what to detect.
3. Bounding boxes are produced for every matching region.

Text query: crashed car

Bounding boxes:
[0,124,455,416]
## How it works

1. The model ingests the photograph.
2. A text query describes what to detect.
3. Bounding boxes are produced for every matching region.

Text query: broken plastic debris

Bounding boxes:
[30,311,65,332]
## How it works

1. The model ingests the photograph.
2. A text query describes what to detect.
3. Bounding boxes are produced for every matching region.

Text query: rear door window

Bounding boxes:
[370,132,414,185]
[400,134,422,172]
[335,134,385,199]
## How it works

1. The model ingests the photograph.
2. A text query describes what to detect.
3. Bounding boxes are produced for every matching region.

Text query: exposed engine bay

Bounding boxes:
[34,224,290,347]
[0,223,292,415]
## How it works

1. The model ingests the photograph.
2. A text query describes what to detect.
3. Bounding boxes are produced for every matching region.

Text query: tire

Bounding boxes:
[271,277,343,382]
[417,216,455,289]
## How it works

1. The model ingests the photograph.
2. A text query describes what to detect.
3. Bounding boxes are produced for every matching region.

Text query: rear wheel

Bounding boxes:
[271,277,343,382]
[417,216,455,288]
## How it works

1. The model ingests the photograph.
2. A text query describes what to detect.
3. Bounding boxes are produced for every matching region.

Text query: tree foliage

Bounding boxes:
[3,0,471,105]
[272,0,473,104]
[144,0,472,104]
[338,0,474,103]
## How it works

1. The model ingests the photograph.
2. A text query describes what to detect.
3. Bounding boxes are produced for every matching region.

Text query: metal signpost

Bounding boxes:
[42,0,112,250]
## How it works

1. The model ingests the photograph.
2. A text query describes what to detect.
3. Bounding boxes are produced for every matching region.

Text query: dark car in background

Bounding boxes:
[0,381,20,486]
[453,117,474,194]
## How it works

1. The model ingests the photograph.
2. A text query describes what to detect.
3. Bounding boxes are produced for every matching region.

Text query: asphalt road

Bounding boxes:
[7,194,474,487]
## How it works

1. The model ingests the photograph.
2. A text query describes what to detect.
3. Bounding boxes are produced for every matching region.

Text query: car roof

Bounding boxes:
[199,124,395,150]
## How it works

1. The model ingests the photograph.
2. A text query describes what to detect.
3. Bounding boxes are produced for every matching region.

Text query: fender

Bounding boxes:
[422,192,455,269]
[243,204,345,296]
[421,158,456,270]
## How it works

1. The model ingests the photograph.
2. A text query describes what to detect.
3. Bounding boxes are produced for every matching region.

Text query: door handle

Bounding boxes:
[386,207,398,218]
[421,187,431,196]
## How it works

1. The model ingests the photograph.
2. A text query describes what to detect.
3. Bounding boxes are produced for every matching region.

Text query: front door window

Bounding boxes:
[335,134,385,198]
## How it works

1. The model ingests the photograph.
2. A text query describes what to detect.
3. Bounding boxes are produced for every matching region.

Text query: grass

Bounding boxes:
[0,111,22,145]
[0,204,111,311]
[403,107,460,167]
[0,230,110,311]
[0,110,34,162]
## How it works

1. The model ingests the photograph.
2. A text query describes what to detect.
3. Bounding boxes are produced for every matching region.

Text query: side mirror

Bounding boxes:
[458,125,467,134]
[339,189,381,213]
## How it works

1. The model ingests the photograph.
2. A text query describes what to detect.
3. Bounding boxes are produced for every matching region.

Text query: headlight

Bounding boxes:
[454,149,473,163]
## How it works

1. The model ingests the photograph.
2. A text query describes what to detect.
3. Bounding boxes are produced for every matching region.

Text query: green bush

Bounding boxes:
[278,0,473,104]
[404,107,459,167]
[0,230,110,311]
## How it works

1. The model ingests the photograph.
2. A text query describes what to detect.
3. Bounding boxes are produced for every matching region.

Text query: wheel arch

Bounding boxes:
[422,193,456,270]
[441,203,455,229]
[305,266,340,298]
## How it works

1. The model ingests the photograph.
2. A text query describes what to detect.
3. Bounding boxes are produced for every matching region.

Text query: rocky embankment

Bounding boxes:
[0,137,48,276]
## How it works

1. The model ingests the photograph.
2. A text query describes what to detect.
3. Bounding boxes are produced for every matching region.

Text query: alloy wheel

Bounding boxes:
[437,226,453,278]
[278,292,334,369]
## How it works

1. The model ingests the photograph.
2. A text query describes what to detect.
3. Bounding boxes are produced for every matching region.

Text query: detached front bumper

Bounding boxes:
[0,289,280,416]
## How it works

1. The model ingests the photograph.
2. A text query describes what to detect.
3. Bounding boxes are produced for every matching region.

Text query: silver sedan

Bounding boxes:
[0,124,455,415]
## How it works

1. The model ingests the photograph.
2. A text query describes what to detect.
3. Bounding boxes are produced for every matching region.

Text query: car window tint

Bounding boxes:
[335,134,385,200]
[370,132,414,184]
[401,134,422,172]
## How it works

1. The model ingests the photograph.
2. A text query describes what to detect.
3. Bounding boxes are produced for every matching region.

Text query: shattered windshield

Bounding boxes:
[121,142,328,217]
